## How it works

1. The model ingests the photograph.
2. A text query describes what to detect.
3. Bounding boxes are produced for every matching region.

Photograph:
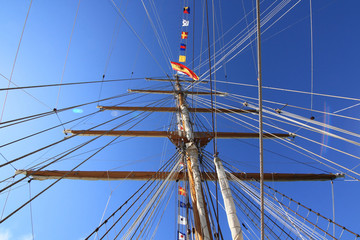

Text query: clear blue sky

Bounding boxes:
[0,0,360,239]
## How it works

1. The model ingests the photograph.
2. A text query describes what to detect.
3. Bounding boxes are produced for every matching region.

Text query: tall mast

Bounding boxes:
[255,0,265,239]
[214,156,243,240]
[175,76,213,240]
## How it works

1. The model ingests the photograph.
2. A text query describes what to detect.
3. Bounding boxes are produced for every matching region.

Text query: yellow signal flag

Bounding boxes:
[179,55,186,62]
[179,187,187,196]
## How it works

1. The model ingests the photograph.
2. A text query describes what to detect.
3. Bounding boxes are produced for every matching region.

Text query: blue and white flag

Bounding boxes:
[179,201,192,209]
[178,215,187,225]
[178,231,186,240]
[182,19,189,27]
[179,162,184,171]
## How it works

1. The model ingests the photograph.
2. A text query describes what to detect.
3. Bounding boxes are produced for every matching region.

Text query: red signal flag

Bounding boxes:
[183,7,190,14]
[181,32,188,39]
[179,187,186,196]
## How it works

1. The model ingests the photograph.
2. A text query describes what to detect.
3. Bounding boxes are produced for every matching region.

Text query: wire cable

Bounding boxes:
[0,0,33,122]
[55,0,81,108]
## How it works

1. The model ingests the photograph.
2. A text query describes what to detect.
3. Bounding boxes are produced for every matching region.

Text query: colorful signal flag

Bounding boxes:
[180,44,186,50]
[178,215,187,225]
[182,19,189,27]
[183,7,190,14]
[178,231,186,240]
[179,187,186,196]
[179,162,184,171]
[179,201,192,209]
[181,32,188,39]
[179,55,186,62]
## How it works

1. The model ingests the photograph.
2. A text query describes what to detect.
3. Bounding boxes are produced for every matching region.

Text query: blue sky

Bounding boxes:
[0,0,360,239]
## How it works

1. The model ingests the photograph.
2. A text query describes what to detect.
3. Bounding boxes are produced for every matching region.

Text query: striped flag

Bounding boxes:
[180,44,186,50]
[179,162,184,171]
[170,62,199,80]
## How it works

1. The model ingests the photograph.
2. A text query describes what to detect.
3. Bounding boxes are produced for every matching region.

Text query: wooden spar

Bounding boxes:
[128,89,227,96]
[97,106,258,114]
[146,78,194,82]
[16,170,344,182]
[145,78,208,84]
[63,130,291,139]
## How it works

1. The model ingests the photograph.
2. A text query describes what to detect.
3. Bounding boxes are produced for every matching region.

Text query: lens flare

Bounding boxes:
[73,108,83,113]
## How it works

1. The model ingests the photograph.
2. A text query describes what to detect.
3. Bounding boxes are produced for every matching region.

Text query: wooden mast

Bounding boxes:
[128,89,227,96]
[186,156,204,240]
[175,76,213,240]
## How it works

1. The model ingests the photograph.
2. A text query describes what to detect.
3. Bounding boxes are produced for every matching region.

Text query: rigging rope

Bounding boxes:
[0,93,130,129]
[203,9,220,238]
[0,101,135,169]
[97,0,131,105]
[125,168,179,239]
[230,176,324,239]
[309,0,314,113]
[331,180,335,238]
[189,0,279,73]
[194,91,360,166]
[215,79,360,102]
[0,177,14,220]
[0,0,33,122]
[198,0,301,80]
[28,180,35,240]
[29,97,173,171]
[149,184,176,240]
[109,0,170,78]
[0,96,171,195]
[0,77,151,92]
[196,95,360,179]
[0,73,51,110]
[141,0,173,73]
[95,155,179,239]
[55,0,81,108]
[1,99,166,224]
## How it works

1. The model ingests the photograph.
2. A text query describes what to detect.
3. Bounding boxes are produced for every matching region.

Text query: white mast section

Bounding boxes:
[175,79,212,240]
[180,104,194,141]
[214,156,244,240]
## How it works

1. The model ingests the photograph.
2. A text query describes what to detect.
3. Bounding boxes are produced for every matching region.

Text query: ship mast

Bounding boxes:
[213,155,243,240]
[15,77,347,239]
[175,76,213,240]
